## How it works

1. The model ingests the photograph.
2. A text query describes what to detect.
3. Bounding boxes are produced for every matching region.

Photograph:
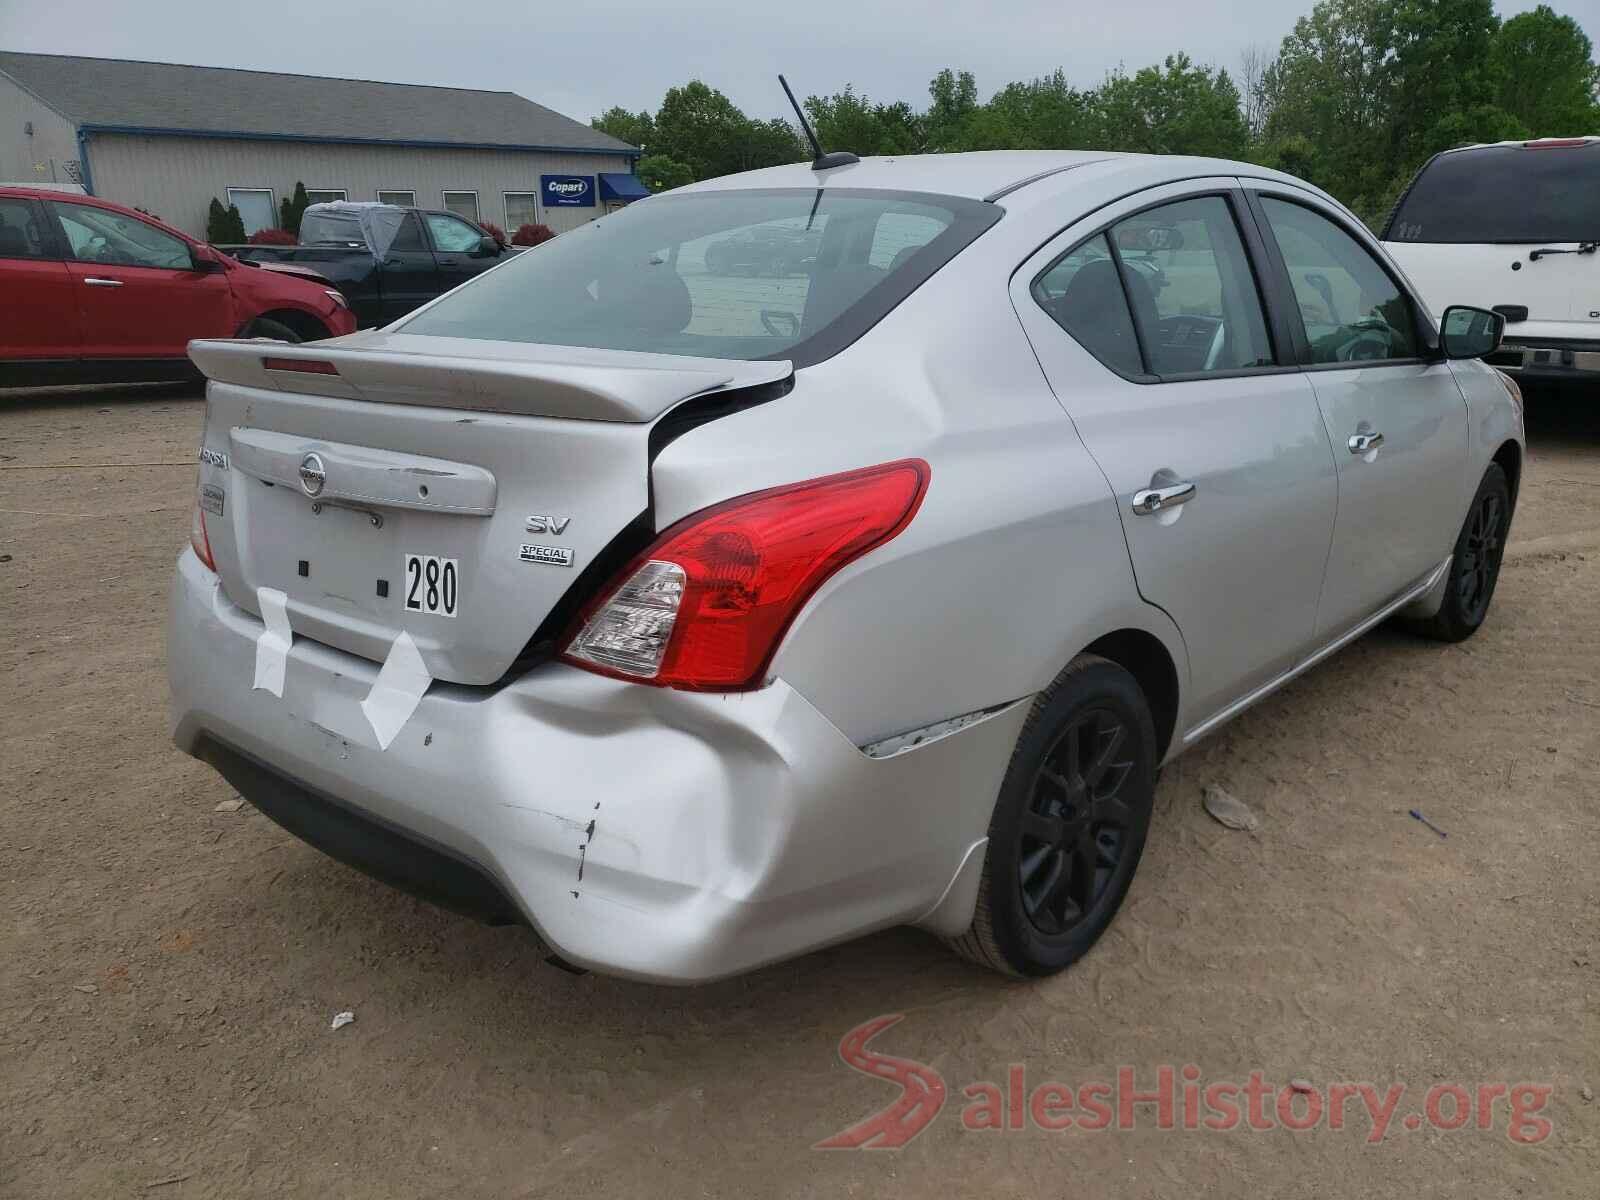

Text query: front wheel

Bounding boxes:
[1406,463,1511,643]
[947,654,1157,978]
[240,317,303,343]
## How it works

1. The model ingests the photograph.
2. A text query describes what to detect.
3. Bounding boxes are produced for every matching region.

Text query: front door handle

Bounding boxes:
[1348,431,1385,454]
[1131,481,1196,515]
[83,277,124,287]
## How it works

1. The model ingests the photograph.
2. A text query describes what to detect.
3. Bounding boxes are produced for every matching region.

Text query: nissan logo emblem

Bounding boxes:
[298,452,327,497]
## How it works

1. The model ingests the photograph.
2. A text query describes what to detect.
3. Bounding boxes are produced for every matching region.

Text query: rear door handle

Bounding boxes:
[83,277,124,287]
[1131,481,1196,515]
[1348,431,1385,454]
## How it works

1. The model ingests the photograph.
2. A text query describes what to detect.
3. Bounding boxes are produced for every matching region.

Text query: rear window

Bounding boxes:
[1387,143,1599,244]
[397,188,999,367]
[298,211,366,247]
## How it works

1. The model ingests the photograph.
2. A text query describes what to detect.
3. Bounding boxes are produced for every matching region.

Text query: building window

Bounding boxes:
[441,191,480,222]
[304,189,347,205]
[504,192,539,232]
[226,188,275,236]
[377,190,415,207]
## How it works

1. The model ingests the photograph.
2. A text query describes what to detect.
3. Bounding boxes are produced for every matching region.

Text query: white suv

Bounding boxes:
[1383,137,1598,382]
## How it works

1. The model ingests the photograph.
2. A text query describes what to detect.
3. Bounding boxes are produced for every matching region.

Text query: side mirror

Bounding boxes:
[1439,305,1505,360]
[474,236,499,258]
[190,245,227,274]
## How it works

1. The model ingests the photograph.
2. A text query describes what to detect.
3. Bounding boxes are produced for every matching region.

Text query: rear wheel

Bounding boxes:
[1407,463,1511,642]
[948,654,1157,978]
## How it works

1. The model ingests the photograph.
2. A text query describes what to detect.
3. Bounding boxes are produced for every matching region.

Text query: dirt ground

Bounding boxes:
[2,383,1597,1198]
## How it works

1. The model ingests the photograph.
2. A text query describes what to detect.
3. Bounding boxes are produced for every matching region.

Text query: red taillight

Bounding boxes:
[190,497,216,571]
[262,356,339,375]
[1523,138,1590,149]
[561,459,930,690]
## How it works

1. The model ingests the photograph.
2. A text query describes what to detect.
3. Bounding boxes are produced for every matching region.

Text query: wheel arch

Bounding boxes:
[238,307,332,342]
[1491,438,1522,505]
[1081,627,1181,762]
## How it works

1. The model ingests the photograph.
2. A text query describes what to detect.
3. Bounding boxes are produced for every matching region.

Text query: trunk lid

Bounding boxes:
[189,335,790,685]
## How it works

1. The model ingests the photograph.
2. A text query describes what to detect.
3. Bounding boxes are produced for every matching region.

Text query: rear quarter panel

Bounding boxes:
[650,222,1188,749]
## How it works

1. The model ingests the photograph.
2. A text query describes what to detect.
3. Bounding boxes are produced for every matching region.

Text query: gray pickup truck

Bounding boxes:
[225,201,521,328]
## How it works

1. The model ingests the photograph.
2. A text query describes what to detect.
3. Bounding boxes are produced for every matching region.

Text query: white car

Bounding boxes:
[1382,136,1599,381]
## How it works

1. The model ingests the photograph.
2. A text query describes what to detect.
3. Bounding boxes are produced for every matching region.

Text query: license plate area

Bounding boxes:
[247,482,402,622]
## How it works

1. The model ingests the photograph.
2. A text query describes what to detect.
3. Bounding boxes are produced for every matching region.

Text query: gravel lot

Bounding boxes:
[2,384,1597,1197]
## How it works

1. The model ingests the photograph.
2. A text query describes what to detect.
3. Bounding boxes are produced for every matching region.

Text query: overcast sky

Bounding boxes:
[3,0,1597,127]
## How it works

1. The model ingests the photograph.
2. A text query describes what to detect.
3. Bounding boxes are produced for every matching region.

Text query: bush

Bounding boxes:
[248,228,297,245]
[279,182,311,237]
[512,222,556,246]
[205,197,247,244]
[477,221,507,247]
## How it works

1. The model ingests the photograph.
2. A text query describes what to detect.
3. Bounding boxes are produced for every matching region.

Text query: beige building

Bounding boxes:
[0,52,642,239]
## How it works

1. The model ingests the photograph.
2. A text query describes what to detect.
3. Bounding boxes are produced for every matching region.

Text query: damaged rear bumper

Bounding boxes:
[167,550,1028,982]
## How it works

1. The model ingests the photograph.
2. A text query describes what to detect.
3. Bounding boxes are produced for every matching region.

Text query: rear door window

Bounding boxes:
[1032,235,1144,377]
[1109,196,1274,375]
[1387,143,1599,244]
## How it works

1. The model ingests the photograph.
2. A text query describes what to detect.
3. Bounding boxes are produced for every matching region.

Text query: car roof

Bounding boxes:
[674,150,1341,214]
[678,151,1119,201]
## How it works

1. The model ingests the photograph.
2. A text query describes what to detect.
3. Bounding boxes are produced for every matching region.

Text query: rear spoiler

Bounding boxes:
[186,336,794,424]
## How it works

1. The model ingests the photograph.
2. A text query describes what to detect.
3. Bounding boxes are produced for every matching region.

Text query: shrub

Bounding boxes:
[248,228,297,245]
[512,222,556,246]
[279,182,311,237]
[477,221,508,247]
[205,197,247,244]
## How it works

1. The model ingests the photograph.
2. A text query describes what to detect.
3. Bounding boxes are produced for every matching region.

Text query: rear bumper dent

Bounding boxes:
[167,550,1027,982]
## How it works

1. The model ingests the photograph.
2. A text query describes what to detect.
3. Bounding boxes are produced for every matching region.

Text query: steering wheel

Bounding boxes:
[1334,324,1393,362]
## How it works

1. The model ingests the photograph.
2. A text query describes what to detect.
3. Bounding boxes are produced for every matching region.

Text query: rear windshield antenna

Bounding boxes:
[779,75,860,171]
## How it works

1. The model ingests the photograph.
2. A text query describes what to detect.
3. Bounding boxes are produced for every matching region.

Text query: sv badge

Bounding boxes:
[526,514,572,535]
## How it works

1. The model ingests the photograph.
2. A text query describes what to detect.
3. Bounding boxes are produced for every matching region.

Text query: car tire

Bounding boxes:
[240,317,302,343]
[1405,463,1511,643]
[947,653,1157,978]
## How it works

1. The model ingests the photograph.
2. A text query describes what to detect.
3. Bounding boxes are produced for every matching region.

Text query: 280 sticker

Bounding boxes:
[402,554,458,617]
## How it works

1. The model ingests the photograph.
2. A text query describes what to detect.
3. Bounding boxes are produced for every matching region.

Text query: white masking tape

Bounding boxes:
[252,587,293,697]
[360,630,432,750]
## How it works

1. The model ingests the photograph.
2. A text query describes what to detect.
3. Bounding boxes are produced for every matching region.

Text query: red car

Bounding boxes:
[0,186,356,388]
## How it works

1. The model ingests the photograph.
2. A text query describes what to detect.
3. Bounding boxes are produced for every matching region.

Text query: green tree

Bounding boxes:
[636,153,696,192]
[1492,4,1600,135]
[982,70,1095,149]
[925,68,980,150]
[592,106,656,151]
[652,81,801,179]
[1091,54,1250,158]
[278,182,311,237]
[804,86,924,156]
[205,197,246,243]
[1380,0,1515,172]
[1256,0,1536,222]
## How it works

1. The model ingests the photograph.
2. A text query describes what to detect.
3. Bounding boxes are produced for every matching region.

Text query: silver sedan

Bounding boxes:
[168,151,1522,982]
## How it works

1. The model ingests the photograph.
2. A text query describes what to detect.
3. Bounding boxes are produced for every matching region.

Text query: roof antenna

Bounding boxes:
[779,74,859,171]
